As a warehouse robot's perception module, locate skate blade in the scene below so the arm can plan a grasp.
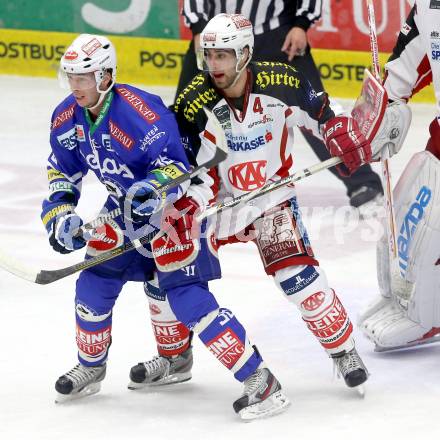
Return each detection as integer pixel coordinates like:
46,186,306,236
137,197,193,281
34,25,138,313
128,372,192,390
355,385,366,398
238,390,291,422
374,334,440,352
55,382,101,404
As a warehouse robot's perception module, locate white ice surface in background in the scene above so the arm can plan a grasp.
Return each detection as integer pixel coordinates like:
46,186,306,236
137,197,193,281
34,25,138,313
0,76,439,439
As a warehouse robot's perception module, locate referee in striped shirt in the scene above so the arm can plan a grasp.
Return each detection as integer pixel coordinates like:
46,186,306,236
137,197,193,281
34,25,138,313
176,0,383,209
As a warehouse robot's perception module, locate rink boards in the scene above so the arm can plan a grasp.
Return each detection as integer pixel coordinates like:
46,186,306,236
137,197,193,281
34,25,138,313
0,28,434,103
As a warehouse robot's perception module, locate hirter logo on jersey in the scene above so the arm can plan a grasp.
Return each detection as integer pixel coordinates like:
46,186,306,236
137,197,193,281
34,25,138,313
228,160,267,191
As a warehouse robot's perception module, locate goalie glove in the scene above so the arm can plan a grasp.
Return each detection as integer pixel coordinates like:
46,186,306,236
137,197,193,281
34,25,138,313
371,101,412,160
323,116,372,176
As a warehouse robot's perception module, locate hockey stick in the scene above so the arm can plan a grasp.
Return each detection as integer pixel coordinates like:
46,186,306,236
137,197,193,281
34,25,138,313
0,156,341,285
78,129,228,236
366,0,398,259
199,157,341,220
0,108,228,284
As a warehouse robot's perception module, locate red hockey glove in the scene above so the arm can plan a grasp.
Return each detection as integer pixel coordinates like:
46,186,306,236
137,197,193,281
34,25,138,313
323,116,372,176
152,197,201,272
161,196,200,242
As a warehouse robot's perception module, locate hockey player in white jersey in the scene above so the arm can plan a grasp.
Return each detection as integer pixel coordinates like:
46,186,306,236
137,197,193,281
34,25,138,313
358,0,440,351
128,13,371,400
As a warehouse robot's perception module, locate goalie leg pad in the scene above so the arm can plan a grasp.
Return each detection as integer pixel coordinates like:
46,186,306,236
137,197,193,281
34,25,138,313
393,151,440,327
274,265,354,355
144,274,191,357
359,151,440,346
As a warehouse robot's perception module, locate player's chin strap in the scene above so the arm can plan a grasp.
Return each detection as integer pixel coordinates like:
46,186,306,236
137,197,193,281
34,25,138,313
228,52,252,89
86,80,115,111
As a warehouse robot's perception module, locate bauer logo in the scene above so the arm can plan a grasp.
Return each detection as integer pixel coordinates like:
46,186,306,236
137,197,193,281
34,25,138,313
280,266,319,296
398,186,432,277
57,127,78,150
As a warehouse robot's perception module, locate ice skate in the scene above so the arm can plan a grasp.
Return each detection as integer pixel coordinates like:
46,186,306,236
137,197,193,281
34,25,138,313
332,347,368,396
128,347,193,389
55,363,106,403
233,367,290,421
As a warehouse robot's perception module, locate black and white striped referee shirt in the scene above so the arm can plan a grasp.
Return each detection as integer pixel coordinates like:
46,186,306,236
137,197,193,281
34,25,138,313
182,0,322,36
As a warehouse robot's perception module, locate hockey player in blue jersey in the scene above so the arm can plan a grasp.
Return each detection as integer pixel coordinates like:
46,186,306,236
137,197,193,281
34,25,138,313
43,33,289,420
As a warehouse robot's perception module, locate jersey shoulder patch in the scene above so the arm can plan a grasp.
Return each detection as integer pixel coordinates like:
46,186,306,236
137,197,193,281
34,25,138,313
50,95,78,131
114,84,161,124
251,62,303,106
173,73,221,124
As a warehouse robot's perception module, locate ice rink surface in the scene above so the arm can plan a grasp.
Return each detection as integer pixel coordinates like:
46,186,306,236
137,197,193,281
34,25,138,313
0,75,439,439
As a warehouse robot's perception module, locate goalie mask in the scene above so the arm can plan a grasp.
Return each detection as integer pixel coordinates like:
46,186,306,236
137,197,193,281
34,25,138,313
59,34,117,109
198,14,254,86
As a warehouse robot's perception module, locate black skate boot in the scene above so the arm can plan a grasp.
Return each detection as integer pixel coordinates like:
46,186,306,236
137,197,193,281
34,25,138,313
332,347,369,390
128,347,193,389
55,363,106,403
233,367,290,421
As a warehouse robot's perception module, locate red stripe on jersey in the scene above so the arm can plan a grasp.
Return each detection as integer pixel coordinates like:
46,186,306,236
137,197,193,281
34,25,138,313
411,55,433,97
285,107,293,118
203,129,216,145
276,123,293,178
207,167,220,204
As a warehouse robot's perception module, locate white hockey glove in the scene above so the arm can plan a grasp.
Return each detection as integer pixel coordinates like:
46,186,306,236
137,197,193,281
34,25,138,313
371,101,412,160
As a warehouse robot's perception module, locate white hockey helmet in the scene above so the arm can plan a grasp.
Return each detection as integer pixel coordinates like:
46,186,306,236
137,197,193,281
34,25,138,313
198,13,254,72
60,34,116,93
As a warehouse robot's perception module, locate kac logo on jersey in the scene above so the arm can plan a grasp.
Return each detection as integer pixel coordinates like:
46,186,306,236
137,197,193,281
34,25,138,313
57,127,78,150
398,186,432,277
228,160,267,191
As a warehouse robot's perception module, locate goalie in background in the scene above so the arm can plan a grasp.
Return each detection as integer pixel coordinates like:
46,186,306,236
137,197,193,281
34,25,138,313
358,1,440,352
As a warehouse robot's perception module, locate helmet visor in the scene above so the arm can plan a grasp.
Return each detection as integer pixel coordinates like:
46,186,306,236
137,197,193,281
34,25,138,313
196,48,238,72
58,70,98,91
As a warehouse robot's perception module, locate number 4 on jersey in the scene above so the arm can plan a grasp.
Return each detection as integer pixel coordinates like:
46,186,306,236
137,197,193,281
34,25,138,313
253,97,263,114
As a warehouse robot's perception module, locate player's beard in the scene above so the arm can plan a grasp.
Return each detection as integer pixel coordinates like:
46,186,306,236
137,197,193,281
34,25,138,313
210,70,238,90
